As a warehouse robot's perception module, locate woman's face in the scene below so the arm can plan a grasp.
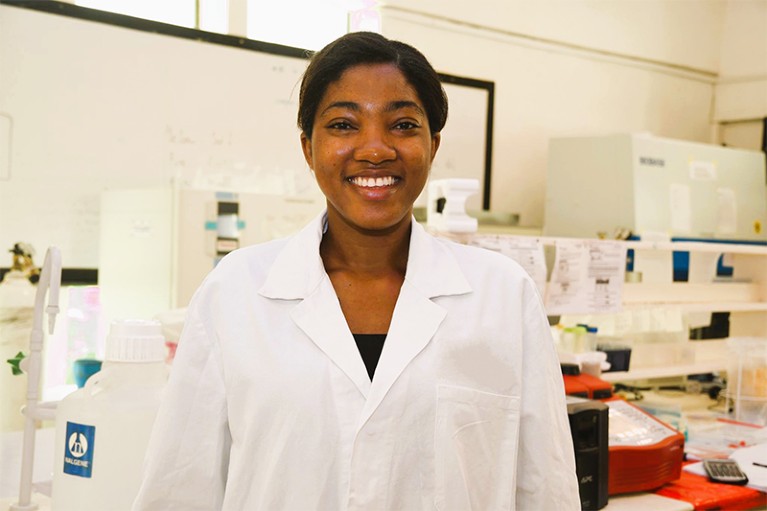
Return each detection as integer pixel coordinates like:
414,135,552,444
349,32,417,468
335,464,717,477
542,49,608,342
301,63,440,233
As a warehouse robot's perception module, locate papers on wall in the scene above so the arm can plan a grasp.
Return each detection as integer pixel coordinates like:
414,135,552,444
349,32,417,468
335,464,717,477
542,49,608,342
464,234,630,315
545,239,627,315
469,235,547,297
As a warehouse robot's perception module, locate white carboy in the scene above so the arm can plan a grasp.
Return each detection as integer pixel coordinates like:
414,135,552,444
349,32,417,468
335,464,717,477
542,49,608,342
52,319,168,511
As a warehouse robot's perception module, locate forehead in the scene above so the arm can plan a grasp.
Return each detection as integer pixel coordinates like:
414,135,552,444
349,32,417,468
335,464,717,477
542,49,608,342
319,63,422,108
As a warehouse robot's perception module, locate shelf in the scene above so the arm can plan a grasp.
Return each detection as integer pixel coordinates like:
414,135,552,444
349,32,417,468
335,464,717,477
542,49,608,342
621,302,767,313
622,282,764,305
624,240,767,255
601,360,727,383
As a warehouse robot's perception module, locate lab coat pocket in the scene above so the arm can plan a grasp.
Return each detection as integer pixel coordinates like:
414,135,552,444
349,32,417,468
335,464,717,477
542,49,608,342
435,385,521,511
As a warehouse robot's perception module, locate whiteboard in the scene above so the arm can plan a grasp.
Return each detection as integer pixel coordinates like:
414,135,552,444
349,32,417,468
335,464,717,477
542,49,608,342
0,1,493,270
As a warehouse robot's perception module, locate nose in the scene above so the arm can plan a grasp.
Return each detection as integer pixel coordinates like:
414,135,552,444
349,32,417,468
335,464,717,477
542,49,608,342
354,126,396,164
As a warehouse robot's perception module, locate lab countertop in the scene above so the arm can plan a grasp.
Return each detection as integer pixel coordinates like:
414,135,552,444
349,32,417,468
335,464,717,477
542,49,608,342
606,492,693,510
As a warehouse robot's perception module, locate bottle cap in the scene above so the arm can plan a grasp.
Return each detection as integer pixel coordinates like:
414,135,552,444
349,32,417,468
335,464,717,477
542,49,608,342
105,319,165,362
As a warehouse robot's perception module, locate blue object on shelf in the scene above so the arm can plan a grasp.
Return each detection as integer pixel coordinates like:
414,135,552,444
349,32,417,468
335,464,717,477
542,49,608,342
72,358,102,388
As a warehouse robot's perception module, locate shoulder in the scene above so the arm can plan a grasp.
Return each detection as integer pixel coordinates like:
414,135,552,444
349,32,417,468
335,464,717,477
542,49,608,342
190,236,292,302
426,232,544,308
437,235,531,281
210,237,290,281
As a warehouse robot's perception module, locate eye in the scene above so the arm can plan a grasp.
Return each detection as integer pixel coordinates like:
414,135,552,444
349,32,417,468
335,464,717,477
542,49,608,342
327,120,355,130
393,120,420,131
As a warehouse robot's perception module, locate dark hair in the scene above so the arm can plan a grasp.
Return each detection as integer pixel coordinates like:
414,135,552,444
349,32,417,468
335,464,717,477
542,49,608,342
298,32,448,138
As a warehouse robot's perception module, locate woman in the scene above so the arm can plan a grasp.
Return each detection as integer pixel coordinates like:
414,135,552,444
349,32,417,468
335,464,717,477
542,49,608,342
133,32,578,510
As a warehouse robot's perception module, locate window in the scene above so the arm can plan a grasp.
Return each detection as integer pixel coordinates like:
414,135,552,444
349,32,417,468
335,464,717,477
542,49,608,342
76,0,197,27
75,0,381,50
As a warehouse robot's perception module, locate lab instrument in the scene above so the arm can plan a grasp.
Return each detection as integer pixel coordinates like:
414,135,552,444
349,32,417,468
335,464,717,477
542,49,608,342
98,186,324,325
426,178,479,233
545,133,767,242
606,398,685,495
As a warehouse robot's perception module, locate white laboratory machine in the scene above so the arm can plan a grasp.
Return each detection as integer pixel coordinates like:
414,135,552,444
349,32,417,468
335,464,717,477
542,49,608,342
544,133,767,242
426,178,480,233
98,187,325,326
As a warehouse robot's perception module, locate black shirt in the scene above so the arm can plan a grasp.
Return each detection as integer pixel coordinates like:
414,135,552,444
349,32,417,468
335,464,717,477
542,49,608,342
352,333,386,380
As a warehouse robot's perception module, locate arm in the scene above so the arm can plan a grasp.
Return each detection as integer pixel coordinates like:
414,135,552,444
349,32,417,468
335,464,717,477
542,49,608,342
132,297,231,511
515,280,580,511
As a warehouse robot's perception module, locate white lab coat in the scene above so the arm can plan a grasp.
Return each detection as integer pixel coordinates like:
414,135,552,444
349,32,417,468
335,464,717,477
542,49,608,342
132,213,579,511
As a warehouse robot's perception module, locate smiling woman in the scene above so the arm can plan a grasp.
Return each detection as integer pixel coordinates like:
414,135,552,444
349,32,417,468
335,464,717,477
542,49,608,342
132,31,579,511
303,63,439,233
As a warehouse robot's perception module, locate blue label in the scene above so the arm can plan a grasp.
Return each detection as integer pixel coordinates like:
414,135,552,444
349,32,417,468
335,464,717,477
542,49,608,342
63,421,96,478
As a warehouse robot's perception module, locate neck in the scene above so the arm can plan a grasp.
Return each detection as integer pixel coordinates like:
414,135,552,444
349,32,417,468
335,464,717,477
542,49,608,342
320,210,411,278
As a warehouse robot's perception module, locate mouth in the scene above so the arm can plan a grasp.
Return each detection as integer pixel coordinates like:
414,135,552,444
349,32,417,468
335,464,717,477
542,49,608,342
347,175,400,188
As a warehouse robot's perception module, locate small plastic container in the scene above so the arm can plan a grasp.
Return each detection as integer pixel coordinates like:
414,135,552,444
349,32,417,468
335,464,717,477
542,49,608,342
725,337,767,426
575,351,610,377
559,325,587,353
52,319,168,511
576,324,598,352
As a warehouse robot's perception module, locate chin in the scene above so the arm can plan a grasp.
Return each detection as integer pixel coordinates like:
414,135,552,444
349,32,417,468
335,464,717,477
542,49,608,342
351,210,412,233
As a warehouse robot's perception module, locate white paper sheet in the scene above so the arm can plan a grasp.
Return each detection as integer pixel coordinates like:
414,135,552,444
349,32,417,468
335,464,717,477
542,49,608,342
730,442,767,491
545,239,627,315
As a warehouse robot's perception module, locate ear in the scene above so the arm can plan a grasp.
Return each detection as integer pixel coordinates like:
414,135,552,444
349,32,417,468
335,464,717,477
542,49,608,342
430,132,441,162
300,132,313,169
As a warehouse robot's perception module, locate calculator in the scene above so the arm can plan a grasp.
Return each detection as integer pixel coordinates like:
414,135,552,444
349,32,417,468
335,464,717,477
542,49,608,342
702,459,749,485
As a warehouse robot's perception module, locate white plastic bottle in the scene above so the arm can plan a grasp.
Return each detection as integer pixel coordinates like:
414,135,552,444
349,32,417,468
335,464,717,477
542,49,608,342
52,319,168,511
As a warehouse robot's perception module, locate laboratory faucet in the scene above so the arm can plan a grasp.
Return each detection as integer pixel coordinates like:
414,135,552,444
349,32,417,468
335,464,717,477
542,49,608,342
10,246,61,511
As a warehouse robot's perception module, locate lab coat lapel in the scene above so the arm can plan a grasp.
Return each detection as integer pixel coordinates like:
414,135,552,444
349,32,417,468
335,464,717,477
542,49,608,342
356,281,445,428
290,279,372,398
356,221,472,430
259,212,371,398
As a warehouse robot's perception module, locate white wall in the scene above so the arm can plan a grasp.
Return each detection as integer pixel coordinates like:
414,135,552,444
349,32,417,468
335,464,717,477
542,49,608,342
382,0,726,73
715,0,767,150
380,3,720,226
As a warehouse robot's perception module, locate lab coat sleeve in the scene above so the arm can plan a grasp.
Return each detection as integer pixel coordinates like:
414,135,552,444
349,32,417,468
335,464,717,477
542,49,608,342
132,296,231,511
514,280,580,511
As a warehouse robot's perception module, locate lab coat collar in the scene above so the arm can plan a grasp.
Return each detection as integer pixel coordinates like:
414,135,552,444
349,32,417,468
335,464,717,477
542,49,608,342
259,211,472,406
258,211,472,300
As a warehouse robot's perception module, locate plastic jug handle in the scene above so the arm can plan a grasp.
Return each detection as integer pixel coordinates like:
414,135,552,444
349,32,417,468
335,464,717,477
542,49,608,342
84,366,111,395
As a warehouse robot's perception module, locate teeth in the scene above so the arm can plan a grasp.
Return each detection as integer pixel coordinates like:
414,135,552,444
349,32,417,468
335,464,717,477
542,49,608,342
350,176,396,188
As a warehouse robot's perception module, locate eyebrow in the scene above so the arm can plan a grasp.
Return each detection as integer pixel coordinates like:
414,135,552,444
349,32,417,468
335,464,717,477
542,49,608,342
320,100,425,117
